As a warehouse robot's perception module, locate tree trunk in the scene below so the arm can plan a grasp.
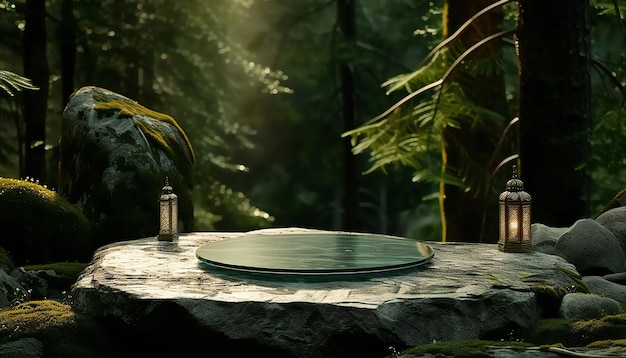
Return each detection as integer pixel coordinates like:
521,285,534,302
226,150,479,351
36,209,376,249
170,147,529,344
338,0,360,231
517,0,591,227
441,0,509,242
119,0,139,99
60,0,76,107
22,0,49,183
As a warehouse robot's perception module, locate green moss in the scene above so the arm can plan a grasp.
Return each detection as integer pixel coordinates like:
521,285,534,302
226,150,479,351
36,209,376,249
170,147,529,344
556,264,589,293
531,285,571,317
0,300,75,341
523,312,626,347
523,318,576,345
588,339,626,348
397,340,533,358
92,95,195,179
0,300,114,356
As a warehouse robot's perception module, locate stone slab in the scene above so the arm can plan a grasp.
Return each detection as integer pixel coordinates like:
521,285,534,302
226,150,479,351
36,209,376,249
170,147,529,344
71,228,581,357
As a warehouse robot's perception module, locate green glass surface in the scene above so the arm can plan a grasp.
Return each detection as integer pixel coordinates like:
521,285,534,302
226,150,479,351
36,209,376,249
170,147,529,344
196,233,434,275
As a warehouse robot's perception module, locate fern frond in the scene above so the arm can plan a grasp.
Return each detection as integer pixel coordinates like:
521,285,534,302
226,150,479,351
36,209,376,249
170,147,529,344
0,71,39,97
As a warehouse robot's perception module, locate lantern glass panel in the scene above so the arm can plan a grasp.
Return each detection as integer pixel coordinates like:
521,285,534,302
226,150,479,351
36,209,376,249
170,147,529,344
171,196,178,235
507,203,521,242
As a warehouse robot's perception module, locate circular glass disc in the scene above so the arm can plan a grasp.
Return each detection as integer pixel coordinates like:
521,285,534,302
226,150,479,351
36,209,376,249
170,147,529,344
196,232,434,275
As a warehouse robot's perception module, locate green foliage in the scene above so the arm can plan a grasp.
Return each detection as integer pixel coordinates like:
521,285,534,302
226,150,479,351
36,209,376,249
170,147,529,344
344,2,513,191
226,0,445,234
0,70,37,97
0,0,294,231
61,0,293,230
194,178,274,231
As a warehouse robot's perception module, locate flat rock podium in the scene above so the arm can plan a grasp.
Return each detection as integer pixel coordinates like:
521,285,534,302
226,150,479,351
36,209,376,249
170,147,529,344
71,228,581,357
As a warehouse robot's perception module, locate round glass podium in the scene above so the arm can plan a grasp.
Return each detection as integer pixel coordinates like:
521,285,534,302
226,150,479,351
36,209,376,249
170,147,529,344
196,232,434,275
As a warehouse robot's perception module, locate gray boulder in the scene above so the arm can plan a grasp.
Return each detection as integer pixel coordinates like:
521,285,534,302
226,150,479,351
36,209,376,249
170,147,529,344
559,293,622,320
554,219,626,275
0,269,28,308
58,86,195,247
531,223,569,255
595,206,626,255
603,272,626,285
583,276,626,303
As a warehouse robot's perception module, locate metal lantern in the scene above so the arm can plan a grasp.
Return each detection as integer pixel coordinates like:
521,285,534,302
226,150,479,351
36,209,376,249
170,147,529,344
498,165,532,252
158,177,178,241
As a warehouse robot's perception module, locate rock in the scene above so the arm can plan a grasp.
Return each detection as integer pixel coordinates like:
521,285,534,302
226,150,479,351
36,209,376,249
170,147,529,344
0,269,27,308
71,228,584,357
559,293,622,320
603,272,626,285
58,86,195,247
531,223,569,255
0,178,93,265
10,268,68,302
595,206,626,255
554,218,626,275
0,337,43,358
583,276,626,303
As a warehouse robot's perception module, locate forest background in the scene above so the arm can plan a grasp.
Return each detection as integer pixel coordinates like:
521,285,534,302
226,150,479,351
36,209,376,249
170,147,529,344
0,0,625,244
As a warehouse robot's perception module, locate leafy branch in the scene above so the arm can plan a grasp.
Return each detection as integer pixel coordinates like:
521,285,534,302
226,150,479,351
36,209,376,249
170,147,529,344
0,71,38,97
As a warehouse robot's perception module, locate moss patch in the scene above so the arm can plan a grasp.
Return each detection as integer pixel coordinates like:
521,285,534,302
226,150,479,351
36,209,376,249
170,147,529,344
0,300,74,341
93,95,195,179
523,312,626,347
396,340,533,358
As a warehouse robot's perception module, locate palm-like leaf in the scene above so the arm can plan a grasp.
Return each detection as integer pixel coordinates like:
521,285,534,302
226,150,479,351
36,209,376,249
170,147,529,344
0,71,38,97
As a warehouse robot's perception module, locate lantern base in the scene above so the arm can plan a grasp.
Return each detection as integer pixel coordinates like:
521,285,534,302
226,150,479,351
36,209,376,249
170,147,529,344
498,241,531,253
158,233,178,242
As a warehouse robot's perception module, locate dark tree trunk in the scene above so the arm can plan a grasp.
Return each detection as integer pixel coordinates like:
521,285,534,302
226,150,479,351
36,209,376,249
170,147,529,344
119,0,139,99
441,0,509,242
60,0,76,107
517,0,591,227
22,0,49,183
338,0,360,231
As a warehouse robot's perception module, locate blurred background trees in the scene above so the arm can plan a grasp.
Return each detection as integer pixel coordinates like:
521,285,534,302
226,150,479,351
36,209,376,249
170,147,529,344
0,0,625,241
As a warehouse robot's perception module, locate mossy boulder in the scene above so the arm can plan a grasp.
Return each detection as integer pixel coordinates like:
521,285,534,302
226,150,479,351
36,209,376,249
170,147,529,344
58,86,195,247
0,178,93,265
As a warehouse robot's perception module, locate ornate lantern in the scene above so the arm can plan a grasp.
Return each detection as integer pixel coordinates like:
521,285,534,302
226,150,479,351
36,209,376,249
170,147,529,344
498,165,532,252
158,177,178,241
